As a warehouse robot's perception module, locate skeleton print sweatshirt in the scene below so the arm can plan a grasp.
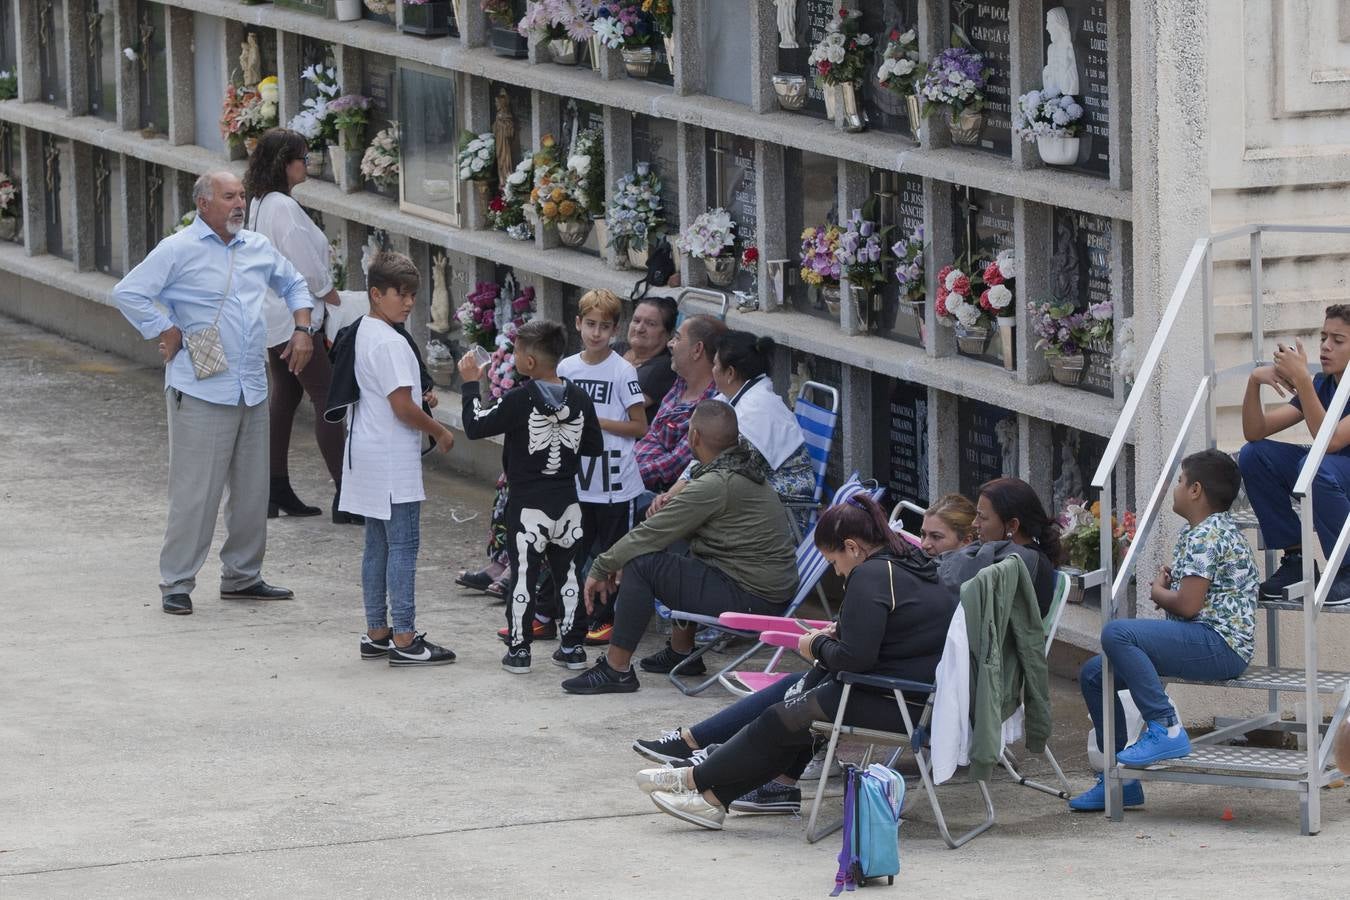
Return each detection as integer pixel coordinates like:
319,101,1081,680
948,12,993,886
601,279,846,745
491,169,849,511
461,378,603,506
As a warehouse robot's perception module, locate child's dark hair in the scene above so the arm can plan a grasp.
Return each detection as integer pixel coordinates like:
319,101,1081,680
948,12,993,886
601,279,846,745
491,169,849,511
814,494,915,561
1326,304,1350,328
1180,449,1242,511
515,319,567,366
978,477,1066,565
715,330,776,382
367,251,420,296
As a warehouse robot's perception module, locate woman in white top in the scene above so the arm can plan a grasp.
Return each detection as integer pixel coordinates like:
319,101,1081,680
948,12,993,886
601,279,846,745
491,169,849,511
243,129,354,524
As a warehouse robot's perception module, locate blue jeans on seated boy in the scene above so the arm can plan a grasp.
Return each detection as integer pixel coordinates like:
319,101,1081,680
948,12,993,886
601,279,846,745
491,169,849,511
1237,439,1350,596
1080,618,1248,766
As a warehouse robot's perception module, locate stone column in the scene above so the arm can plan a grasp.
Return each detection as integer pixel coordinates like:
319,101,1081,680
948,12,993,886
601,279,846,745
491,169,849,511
839,364,874,482
13,0,42,104
1014,198,1051,383
1107,0,1132,190
747,0,778,114
1020,416,1054,499
917,0,949,150
601,106,633,268
927,388,960,498
754,140,787,310
670,0,703,98
462,73,492,230
113,0,140,131
119,155,148,274
534,276,566,322
1007,0,1042,169
675,122,705,288
532,90,561,251
1110,219,1134,401
459,0,488,49
925,178,957,358
165,6,194,145
69,141,95,271
18,127,45,255
275,29,303,130
837,159,870,335
63,0,90,115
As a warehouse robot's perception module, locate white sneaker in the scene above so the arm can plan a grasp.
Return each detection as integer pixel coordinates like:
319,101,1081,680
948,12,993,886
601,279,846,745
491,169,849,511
650,789,726,830
800,749,844,781
636,767,691,794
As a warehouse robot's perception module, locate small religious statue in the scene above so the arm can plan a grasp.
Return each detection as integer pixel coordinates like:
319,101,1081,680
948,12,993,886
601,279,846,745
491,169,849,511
1043,7,1079,95
429,252,451,333
995,416,1019,480
775,0,799,49
1051,432,1084,516
240,33,262,88
1053,214,1079,302
492,89,517,189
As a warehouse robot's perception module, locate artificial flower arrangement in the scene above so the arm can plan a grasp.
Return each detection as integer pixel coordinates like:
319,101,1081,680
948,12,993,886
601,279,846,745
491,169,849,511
876,27,922,97
919,46,988,117
1013,89,1085,141
837,205,892,328
807,7,874,87
288,62,342,153
489,156,536,240
1031,297,1113,359
890,224,926,305
0,70,17,101
799,223,843,287
328,93,372,150
741,245,759,269
486,285,537,400
516,0,597,45
567,126,606,217
641,0,672,37
219,76,279,147
592,1,656,50
482,0,515,27
605,161,664,253
1059,499,1136,572
935,249,1016,331
361,123,401,189
674,208,736,260
530,159,588,226
457,281,503,349
457,131,497,182
0,172,18,220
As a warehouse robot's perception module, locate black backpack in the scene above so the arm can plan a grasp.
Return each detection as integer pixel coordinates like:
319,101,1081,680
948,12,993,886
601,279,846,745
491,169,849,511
630,236,676,301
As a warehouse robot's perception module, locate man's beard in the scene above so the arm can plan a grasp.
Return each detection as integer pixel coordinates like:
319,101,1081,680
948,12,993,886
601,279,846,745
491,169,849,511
225,216,244,235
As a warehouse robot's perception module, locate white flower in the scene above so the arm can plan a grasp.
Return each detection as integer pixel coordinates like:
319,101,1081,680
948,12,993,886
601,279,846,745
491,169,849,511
987,284,1013,310
899,28,916,44
857,34,872,46
995,249,1017,278
894,58,915,76
567,154,591,176
955,304,981,327
944,269,963,291
123,47,138,61
477,147,491,160
259,81,279,104
508,170,527,186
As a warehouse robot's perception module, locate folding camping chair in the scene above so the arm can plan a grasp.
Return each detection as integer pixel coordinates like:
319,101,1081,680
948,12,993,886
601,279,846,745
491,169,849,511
888,498,926,549
666,474,883,696
781,382,840,541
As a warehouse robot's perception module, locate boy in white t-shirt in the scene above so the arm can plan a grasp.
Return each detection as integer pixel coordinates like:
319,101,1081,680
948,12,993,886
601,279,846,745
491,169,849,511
337,252,457,667
557,290,650,644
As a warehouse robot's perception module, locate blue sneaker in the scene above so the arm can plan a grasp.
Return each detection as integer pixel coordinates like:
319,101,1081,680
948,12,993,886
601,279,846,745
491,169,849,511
1067,773,1145,812
1118,721,1192,767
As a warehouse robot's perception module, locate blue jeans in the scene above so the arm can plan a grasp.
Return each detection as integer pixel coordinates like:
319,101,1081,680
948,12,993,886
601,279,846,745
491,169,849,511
1238,439,1350,562
362,501,421,634
1080,618,1248,752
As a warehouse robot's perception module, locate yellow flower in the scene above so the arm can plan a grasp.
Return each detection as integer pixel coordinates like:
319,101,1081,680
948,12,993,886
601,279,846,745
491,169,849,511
800,268,822,285
541,201,558,218
530,187,539,202
550,187,565,203
558,200,577,218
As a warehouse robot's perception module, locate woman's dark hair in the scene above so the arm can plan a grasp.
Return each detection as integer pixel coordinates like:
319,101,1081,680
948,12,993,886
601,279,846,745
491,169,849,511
815,493,914,560
978,477,1066,565
636,296,678,337
243,128,308,200
714,330,775,383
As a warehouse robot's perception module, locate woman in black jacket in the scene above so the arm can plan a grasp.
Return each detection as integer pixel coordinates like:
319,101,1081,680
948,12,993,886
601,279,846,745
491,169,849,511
636,494,959,830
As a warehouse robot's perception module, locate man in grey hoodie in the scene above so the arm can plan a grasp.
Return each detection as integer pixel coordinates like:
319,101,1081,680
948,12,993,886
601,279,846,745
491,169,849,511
562,400,799,694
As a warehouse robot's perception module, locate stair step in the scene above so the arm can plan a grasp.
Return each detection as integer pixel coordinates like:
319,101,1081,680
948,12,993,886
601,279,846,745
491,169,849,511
1124,745,1321,779
1257,597,1350,614
1169,665,1350,694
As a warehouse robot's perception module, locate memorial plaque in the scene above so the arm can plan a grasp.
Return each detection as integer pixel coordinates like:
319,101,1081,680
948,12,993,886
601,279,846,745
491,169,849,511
957,397,1017,497
87,0,118,121
877,374,930,506
706,132,757,293
92,149,124,276
39,0,68,107
1050,424,1108,515
952,0,1012,155
1046,0,1110,177
1052,207,1114,396
776,0,837,120
955,187,1014,260
363,53,398,196
560,99,605,156
785,149,840,318
136,1,169,135
702,3,752,104
873,171,924,344
631,113,680,231
42,135,65,260
398,61,459,225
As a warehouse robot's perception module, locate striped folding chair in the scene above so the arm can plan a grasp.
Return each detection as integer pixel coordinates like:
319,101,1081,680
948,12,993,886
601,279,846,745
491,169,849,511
782,382,841,539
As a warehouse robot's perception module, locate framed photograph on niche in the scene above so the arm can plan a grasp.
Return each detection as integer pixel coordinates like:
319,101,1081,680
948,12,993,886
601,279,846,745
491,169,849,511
397,61,460,226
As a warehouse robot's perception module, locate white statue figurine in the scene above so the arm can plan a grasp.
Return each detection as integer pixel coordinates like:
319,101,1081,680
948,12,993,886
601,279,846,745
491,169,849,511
240,33,261,88
776,0,799,50
429,252,451,333
1043,7,1079,95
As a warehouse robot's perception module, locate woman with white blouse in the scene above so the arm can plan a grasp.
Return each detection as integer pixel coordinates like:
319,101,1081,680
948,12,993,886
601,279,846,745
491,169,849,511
244,129,358,524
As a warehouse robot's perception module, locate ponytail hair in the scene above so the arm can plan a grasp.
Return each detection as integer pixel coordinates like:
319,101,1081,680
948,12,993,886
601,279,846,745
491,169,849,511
814,493,914,560
713,329,775,382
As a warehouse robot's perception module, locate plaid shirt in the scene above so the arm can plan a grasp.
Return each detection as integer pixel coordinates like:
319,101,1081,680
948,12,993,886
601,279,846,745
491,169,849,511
635,377,717,491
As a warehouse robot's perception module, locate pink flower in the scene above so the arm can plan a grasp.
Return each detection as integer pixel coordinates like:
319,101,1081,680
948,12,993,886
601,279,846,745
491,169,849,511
950,274,970,296
982,262,1004,286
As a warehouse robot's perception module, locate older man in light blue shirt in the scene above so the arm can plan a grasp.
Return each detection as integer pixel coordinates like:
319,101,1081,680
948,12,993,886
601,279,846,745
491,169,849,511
113,170,315,616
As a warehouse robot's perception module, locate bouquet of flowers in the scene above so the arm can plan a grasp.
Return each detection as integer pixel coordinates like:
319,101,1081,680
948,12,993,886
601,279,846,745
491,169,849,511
0,70,17,101
220,78,277,145
876,28,922,97
836,208,888,288
1060,499,1136,571
891,224,925,304
568,126,605,216
328,93,372,150
919,47,988,116
457,281,502,349
980,251,1016,320
482,0,515,27
361,123,400,189
606,161,663,252
799,224,843,286
936,249,1015,330
486,285,538,399
1032,297,1113,359
288,62,342,152
0,173,18,220
1014,89,1085,141
807,8,874,87
517,0,597,43
458,131,497,182
675,208,736,260
592,1,656,50
531,162,588,226
642,0,673,36
489,156,536,239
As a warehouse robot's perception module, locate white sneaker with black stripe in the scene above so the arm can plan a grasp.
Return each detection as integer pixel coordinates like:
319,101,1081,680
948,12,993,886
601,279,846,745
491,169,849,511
388,634,457,667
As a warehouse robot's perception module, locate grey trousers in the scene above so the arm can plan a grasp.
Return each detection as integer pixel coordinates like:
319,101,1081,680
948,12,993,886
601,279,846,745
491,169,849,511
160,389,269,597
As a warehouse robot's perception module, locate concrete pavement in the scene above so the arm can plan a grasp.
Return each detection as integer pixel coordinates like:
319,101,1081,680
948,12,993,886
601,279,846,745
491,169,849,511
1,313,1346,899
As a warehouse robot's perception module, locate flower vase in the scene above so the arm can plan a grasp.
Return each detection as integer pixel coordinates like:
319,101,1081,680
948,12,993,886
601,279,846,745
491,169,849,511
336,0,362,21
1049,353,1087,386
226,139,247,162
399,0,452,36
621,46,655,77
1037,135,1080,166
822,83,838,119
849,283,877,332
821,283,842,317
998,318,1015,370
305,151,327,179
904,298,927,344
592,216,608,252
548,39,580,65
904,94,922,141
662,34,674,66
589,35,603,72
523,204,539,229
947,107,984,146
955,323,992,355
771,74,808,110
0,217,17,242
491,25,530,58
555,218,592,247
703,253,738,287
627,244,650,270
472,179,492,222
329,145,363,194
838,82,865,132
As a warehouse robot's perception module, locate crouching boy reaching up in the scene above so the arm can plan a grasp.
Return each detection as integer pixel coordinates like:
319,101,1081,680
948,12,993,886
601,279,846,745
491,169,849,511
1069,449,1259,812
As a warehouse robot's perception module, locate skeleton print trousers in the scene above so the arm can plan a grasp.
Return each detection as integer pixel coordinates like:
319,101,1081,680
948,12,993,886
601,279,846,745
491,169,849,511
503,498,588,650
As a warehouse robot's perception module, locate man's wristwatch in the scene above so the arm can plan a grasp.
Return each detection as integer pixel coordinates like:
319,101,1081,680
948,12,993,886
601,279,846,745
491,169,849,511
295,323,321,337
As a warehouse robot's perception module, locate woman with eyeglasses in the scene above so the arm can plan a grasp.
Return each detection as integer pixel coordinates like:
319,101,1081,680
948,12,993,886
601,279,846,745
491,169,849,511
243,128,358,525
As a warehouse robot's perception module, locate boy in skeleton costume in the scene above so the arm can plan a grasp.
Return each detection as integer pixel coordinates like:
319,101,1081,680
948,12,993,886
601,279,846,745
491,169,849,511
459,320,603,675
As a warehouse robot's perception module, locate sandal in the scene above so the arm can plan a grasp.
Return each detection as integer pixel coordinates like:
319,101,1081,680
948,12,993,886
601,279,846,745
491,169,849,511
484,578,508,601
455,570,495,592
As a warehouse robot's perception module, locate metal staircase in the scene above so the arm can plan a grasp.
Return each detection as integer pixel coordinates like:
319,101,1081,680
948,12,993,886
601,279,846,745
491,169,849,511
1081,224,1350,835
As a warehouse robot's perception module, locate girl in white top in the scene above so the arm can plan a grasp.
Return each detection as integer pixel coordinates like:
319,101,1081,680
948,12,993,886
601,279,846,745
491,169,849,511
243,129,351,524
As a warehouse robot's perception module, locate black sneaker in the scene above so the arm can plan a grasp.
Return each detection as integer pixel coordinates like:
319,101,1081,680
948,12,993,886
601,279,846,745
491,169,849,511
1261,552,1317,600
360,633,394,660
633,730,696,765
551,645,587,670
502,646,532,674
668,743,721,769
561,655,640,694
388,634,457,667
639,641,707,675
729,780,802,815
1325,569,1350,607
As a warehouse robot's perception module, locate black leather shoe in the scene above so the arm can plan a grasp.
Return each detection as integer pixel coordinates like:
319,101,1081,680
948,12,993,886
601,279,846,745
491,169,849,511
269,477,322,518
221,580,294,601
162,593,193,615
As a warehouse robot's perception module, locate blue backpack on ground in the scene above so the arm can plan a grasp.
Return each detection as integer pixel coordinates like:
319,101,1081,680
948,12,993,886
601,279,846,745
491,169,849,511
831,763,904,895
